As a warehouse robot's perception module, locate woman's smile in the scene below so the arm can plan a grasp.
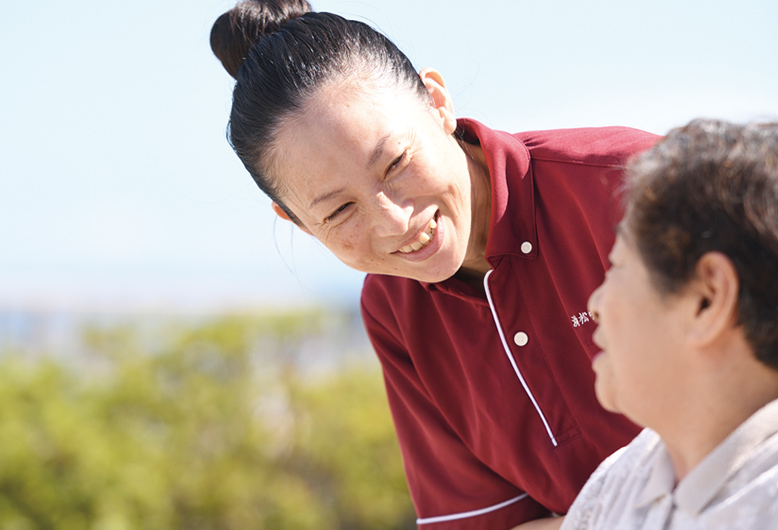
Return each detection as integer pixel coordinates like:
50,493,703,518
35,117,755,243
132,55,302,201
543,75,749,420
396,213,438,255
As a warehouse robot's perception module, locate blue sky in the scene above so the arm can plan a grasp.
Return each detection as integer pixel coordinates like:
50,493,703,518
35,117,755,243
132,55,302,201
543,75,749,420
1,0,776,312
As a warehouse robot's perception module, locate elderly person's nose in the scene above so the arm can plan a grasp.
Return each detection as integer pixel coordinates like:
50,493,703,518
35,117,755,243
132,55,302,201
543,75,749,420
371,192,411,236
588,283,603,324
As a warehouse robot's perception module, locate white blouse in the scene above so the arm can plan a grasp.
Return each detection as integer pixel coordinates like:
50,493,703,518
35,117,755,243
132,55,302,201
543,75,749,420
562,399,778,529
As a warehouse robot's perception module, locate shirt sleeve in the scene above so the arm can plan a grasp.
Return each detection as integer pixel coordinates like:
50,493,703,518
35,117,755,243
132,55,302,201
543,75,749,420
560,429,659,530
560,445,628,530
360,281,552,529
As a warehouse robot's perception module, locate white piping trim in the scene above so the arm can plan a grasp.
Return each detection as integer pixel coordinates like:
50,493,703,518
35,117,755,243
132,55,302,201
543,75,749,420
416,493,529,525
483,269,558,447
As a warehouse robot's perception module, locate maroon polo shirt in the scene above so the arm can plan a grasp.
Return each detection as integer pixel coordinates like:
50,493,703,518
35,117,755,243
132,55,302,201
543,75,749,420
360,119,659,529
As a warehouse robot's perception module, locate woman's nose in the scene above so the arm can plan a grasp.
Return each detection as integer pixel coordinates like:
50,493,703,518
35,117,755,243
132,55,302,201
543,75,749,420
371,192,411,237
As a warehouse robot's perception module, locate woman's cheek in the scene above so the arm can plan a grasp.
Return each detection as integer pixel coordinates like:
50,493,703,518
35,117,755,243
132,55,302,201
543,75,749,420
321,223,355,253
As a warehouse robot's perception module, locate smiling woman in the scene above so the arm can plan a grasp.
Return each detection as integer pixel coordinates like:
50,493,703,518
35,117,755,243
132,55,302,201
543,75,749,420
269,76,488,282
209,1,658,528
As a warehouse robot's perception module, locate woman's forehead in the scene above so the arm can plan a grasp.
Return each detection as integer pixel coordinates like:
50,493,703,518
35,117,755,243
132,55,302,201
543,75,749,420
275,82,423,167
302,78,422,128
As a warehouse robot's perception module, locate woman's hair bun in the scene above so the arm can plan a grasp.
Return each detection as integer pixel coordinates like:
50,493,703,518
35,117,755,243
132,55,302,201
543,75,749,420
210,0,312,79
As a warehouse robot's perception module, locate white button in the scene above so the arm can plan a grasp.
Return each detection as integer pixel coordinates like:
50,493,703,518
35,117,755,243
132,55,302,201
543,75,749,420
521,241,533,254
513,331,529,347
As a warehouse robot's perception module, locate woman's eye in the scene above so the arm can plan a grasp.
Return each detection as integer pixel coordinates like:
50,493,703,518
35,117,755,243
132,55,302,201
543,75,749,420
388,150,407,172
326,202,352,222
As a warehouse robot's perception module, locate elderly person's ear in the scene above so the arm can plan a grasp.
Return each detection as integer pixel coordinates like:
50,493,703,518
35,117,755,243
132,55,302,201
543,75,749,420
687,252,740,346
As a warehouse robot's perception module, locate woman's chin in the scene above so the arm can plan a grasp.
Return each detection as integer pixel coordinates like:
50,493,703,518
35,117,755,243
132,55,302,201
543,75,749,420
409,253,466,283
410,267,459,284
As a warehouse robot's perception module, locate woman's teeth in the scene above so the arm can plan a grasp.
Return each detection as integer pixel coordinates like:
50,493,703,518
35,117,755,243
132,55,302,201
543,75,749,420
399,218,437,254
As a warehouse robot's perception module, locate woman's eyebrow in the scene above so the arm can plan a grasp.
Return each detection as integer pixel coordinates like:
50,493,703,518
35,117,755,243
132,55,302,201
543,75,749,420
309,188,344,210
368,134,392,168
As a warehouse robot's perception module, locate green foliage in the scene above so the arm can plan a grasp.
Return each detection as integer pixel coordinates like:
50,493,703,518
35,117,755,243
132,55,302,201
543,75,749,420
0,311,414,529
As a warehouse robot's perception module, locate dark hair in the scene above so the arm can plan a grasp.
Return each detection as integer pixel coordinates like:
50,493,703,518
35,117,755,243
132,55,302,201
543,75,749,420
625,118,778,369
210,0,311,80
210,0,427,223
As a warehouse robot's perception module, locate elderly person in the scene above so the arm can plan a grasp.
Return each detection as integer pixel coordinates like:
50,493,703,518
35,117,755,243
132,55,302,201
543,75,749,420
560,119,778,529
210,1,659,526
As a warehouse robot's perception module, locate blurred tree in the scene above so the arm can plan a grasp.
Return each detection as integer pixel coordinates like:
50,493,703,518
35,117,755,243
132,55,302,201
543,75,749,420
0,310,415,529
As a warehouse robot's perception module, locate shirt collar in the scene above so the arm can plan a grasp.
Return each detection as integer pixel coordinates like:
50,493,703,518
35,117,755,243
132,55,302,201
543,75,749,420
455,118,535,266
635,398,778,515
634,436,676,509
676,397,778,515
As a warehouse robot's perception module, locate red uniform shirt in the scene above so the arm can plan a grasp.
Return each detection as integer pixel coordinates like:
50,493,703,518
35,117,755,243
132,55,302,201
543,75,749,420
360,119,659,528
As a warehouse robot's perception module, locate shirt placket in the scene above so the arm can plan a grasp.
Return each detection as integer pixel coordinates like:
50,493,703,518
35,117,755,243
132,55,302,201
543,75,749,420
483,268,559,447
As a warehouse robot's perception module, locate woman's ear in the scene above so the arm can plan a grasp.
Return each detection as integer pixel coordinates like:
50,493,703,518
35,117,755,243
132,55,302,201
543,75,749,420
271,201,311,235
418,68,457,135
687,252,740,346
